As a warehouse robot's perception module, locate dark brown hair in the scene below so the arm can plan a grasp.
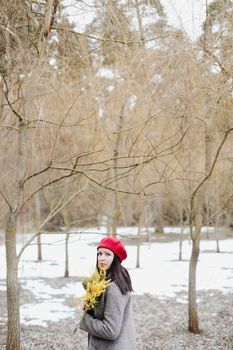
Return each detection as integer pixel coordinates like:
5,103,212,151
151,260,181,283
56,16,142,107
97,254,133,295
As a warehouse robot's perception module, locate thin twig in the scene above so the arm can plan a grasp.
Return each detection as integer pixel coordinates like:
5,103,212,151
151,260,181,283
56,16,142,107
17,182,88,261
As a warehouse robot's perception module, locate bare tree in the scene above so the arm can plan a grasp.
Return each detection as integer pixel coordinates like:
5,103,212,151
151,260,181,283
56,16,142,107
188,128,233,333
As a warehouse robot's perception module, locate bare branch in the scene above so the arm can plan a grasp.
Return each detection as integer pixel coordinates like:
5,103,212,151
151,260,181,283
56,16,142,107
0,72,23,121
0,123,19,131
189,128,233,226
0,188,12,210
17,182,88,261
21,165,51,186
18,171,81,212
0,24,18,38
52,25,165,45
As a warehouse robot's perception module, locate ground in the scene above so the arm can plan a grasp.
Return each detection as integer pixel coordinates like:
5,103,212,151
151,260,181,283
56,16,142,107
0,278,233,350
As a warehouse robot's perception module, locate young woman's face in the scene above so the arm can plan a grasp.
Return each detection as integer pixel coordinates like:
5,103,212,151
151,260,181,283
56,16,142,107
97,248,114,270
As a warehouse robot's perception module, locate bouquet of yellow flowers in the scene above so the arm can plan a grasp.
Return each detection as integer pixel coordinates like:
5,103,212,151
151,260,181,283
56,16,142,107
73,269,111,334
82,268,111,312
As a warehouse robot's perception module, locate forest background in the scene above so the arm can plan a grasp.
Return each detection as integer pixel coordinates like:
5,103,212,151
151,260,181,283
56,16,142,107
1,0,233,350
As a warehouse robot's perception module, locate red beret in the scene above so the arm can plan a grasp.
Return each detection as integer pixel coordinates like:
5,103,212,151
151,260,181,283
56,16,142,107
97,237,127,262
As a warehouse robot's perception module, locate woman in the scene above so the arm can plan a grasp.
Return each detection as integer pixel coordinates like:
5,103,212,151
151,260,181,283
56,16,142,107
79,236,136,350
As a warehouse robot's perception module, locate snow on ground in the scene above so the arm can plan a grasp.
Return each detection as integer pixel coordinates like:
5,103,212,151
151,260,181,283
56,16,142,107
0,227,232,327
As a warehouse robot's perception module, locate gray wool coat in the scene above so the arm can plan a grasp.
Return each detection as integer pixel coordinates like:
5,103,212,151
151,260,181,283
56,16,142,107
79,282,136,350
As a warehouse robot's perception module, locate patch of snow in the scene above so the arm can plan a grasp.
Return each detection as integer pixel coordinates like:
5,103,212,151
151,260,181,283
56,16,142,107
1,228,233,326
21,302,75,327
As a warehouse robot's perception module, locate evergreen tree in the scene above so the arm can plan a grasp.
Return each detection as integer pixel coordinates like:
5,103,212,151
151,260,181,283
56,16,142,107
201,0,233,75
86,0,135,65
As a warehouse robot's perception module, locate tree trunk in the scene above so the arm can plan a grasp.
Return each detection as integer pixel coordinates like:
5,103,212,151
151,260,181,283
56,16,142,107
134,0,145,43
154,223,164,234
64,232,70,278
205,118,213,240
179,238,183,261
188,238,200,333
5,97,27,350
5,114,26,349
136,225,141,268
216,239,220,253
112,205,120,237
37,234,42,261
179,209,184,261
0,78,3,118
154,199,164,234
5,211,20,350
215,207,221,253
3,3,60,349
63,209,70,278
112,107,124,236
35,194,42,261
188,213,202,334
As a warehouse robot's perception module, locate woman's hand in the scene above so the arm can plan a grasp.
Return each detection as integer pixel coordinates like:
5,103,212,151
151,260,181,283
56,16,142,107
78,299,85,313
